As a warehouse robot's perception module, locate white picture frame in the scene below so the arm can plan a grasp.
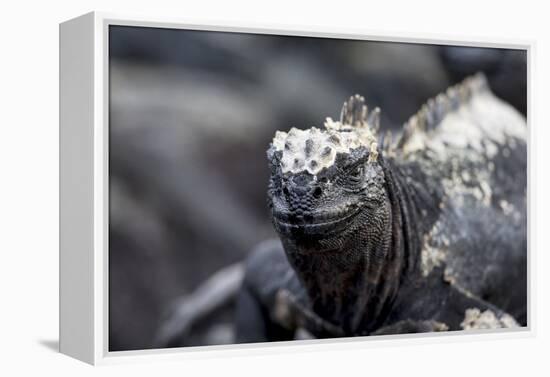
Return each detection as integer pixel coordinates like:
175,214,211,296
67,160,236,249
59,11,534,365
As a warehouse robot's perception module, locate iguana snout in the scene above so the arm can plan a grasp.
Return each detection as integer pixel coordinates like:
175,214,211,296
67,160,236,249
271,170,362,238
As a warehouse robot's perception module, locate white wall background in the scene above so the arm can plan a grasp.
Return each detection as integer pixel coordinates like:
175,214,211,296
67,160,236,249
1,0,548,375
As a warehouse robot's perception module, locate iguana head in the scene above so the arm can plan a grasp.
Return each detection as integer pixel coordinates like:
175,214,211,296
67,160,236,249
267,95,389,253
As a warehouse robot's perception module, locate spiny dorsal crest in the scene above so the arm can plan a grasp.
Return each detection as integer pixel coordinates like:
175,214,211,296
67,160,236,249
340,94,381,131
272,94,381,175
394,73,489,153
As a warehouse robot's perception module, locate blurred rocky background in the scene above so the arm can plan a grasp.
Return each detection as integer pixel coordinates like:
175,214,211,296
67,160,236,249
108,25,526,351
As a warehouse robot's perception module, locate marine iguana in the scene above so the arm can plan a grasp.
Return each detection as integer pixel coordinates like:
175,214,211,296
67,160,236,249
155,73,527,347
235,73,527,342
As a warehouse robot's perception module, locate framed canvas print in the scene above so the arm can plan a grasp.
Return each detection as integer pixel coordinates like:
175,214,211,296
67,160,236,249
59,12,532,365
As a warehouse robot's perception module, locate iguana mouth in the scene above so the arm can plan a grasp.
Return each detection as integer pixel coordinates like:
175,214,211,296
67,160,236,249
272,207,360,238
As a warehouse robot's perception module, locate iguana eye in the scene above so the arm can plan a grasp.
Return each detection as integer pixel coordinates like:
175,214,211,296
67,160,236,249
349,165,364,181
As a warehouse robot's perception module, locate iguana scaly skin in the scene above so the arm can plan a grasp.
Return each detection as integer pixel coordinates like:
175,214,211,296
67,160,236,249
235,74,527,342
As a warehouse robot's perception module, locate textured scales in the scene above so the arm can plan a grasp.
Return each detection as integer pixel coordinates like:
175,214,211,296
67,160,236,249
271,94,379,175
236,73,527,342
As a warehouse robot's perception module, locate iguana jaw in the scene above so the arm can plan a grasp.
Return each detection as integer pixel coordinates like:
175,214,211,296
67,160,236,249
272,204,361,240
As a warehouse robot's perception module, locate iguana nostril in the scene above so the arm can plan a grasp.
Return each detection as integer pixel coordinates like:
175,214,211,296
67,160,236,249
313,187,322,198
283,186,290,197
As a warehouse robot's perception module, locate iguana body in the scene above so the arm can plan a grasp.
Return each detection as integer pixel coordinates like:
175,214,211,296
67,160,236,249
235,74,527,342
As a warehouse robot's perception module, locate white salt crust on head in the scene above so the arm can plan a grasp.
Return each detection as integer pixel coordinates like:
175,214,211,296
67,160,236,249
272,118,378,175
